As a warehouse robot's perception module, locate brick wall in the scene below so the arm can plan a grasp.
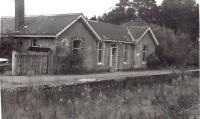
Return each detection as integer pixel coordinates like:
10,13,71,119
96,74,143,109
12,22,157,73
134,32,156,68
57,20,98,72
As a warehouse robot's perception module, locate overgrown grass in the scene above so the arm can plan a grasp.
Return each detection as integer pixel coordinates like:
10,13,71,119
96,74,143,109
2,73,199,119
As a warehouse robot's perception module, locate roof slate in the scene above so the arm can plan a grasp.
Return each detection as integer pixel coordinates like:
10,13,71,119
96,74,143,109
1,14,155,44
128,26,149,40
1,13,82,35
88,21,133,42
1,17,15,35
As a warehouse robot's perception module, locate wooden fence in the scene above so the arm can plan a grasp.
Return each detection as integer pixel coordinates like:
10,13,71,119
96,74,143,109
12,51,64,75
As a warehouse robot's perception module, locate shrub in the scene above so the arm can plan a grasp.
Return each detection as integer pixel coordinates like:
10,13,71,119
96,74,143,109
178,94,193,109
147,53,160,69
151,24,198,68
155,46,177,67
60,54,84,74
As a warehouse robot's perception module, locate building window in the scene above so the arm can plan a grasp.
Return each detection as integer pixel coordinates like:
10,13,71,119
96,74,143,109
124,44,129,63
32,39,38,47
73,40,81,54
142,45,148,62
97,42,104,64
72,37,83,55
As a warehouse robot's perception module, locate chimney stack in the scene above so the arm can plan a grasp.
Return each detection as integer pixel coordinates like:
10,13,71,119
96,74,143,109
15,0,25,31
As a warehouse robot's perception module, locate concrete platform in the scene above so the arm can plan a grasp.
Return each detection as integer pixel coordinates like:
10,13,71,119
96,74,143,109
0,69,199,89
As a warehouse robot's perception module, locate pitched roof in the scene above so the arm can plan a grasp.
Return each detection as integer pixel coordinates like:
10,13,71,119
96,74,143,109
88,20,134,42
128,26,149,40
1,13,82,36
1,13,158,44
123,19,154,42
128,26,159,45
1,17,15,35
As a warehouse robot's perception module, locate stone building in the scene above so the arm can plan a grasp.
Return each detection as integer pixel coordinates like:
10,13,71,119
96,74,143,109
0,0,159,74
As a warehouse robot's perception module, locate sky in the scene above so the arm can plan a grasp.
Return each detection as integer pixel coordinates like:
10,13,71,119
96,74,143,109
0,0,195,18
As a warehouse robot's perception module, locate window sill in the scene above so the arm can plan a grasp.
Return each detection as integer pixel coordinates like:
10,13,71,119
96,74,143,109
31,46,38,47
123,62,129,64
97,62,104,65
142,61,147,64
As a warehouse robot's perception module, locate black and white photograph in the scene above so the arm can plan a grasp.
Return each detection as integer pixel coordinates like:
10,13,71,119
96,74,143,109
0,0,199,118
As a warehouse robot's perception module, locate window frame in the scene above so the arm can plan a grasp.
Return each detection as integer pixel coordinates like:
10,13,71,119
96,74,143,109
71,37,83,55
142,45,148,63
97,42,105,65
123,44,129,64
31,38,38,47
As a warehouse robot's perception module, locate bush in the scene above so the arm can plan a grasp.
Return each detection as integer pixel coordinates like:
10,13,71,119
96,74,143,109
147,53,160,69
151,24,198,68
178,94,193,109
60,54,84,74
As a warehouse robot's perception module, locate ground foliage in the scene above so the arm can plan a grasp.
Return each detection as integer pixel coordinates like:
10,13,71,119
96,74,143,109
2,73,199,119
60,53,84,74
149,24,198,67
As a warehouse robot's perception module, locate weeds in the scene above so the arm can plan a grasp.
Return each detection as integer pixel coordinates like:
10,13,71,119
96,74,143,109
2,73,199,119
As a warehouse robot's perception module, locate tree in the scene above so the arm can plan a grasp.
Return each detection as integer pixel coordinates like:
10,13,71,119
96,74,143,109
117,0,160,24
160,0,199,41
100,7,137,25
90,16,98,21
150,24,197,67
173,32,194,67
150,24,178,66
138,5,160,24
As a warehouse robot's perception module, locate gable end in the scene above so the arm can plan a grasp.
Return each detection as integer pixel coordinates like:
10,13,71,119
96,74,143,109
136,27,159,45
56,15,102,41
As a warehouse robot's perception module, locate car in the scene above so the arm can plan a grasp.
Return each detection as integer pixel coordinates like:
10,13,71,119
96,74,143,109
0,58,9,67
0,58,9,73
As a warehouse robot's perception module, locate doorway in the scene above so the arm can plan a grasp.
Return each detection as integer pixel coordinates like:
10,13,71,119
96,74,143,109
109,44,117,70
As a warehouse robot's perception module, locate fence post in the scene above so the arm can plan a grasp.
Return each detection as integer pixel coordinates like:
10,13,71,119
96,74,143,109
12,50,17,75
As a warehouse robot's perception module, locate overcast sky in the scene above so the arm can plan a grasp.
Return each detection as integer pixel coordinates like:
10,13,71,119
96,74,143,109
0,0,195,18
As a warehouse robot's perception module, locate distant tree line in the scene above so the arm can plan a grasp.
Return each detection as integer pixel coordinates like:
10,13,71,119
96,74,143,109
90,0,199,68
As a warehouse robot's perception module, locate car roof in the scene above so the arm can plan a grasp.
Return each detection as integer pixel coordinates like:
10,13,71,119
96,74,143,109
0,58,8,62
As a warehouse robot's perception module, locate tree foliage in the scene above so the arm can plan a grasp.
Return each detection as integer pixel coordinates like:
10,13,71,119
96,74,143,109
151,24,198,67
160,0,199,41
99,0,199,41
100,7,137,25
